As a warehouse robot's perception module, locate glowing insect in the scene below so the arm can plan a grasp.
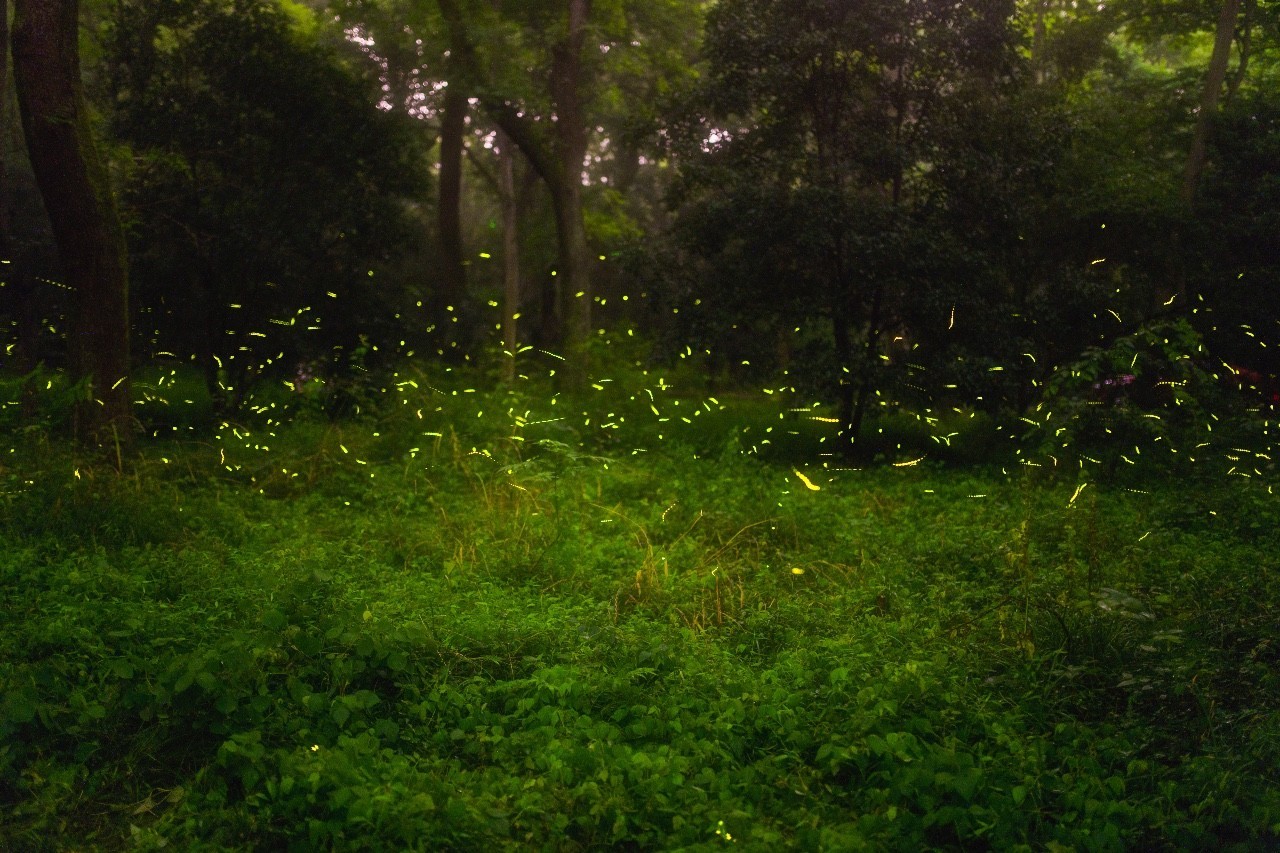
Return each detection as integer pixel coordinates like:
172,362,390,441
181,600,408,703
793,469,821,491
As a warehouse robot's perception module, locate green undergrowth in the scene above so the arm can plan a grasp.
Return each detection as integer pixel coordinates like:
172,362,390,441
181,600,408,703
2,415,1279,850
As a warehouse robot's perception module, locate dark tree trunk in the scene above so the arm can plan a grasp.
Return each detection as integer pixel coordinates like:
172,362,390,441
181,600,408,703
832,299,855,445
497,129,521,386
1182,0,1241,206
0,0,33,417
1,0,9,240
13,0,131,445
1031,0,1048,83
548,0,593,389
537,266,561,347
547,178,592,384
12,269,42,419
437,0,594,386
1225,0,1255,103
193,266,226,416
829,229,860,454
847,281,886,456
436,83,469,356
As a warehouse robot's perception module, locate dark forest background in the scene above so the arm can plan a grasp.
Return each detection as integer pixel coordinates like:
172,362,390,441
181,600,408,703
3,0,1278,462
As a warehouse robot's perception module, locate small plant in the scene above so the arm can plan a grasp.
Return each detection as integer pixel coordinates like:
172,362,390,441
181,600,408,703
1027,319,1226,477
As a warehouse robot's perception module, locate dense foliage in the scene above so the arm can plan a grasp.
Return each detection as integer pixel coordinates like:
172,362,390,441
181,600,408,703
2,381,1279,849
105,0,431,408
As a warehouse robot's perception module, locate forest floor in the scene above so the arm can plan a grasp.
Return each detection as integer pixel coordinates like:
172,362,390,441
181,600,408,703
2,389,1279,850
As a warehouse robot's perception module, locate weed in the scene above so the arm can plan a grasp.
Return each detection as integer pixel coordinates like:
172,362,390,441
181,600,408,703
2,407,1278,849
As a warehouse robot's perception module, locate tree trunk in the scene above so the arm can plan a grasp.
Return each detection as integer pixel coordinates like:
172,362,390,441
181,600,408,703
1182,0,1241,206
12,268,42,419
13,0,131,445
436,82,469,357
1032,0,1048,83
194,265,226,416
1225,0,1255,103
548,179,592,386
847,280,886,457
436,0,594,386
549,0,593,389
1,0,10,241
832,305,856,448
1,0,28,417
829,239,855,447
497,129,521,385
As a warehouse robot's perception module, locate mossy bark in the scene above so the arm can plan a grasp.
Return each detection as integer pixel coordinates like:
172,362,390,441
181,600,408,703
12,0,131,445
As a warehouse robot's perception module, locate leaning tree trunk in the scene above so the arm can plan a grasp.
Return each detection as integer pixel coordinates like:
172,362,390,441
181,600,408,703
12,0,131,445
1224,0,1255,103
1182,0,1241,206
